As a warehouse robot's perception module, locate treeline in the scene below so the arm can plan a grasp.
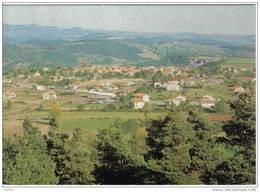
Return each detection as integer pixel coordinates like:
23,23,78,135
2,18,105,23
3,93,255,185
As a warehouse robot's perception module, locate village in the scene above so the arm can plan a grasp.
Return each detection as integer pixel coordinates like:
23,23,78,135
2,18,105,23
3,63,255,113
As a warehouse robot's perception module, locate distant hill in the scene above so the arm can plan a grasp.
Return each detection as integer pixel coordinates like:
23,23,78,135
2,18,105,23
3,24,255,70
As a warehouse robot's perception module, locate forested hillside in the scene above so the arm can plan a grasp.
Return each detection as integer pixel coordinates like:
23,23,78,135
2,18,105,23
3,24,255,70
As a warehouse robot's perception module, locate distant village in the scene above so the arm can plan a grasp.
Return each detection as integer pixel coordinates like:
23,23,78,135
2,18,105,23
3,63,256,111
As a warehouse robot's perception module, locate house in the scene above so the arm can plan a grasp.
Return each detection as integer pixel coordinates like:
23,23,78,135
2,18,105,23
199,95,216,108
17,82,34,89
233,86,246,94
42,91,57,100
132,98,145,109
184,80,197,88
199,99,216,108
34,71,41,77
154,82,162,88
127,80,135,86
3,91,16,99
36,85,46,91
163,81,181,91
242,77,255,83
134,93,150,103
3,79,12,84
169,96,187,106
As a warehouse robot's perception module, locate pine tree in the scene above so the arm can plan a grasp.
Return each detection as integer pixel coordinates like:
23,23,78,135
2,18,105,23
60,128,96,184
94,128,146,184
210,93,256,184
144,111,201,184
3,119,58,184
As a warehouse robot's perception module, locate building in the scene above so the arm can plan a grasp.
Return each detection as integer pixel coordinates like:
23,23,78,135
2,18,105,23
3,79,12,84
199,99,215,108
127,80,135,86
154,82,162,88
87,90,117,104
161,81,181,91
169,96,187,106
199,95,216,108
34,71,41,77
233,86,246,94
17,82,34,89
3,91,16,99
132,98,145,109
36,85,46,91
134,93,150,103
42,91,57,100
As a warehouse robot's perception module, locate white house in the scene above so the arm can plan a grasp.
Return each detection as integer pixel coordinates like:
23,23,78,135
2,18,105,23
42,91,57,100
132,98,145,109
3,92,16,99
134,93,150,103
199,99,216,108
36,85,46,91
34,71,41,77
169,96,187,106
3,79,12,84
154,82,162,88
162,81,181,91
199,95,216,108
127,80,135,86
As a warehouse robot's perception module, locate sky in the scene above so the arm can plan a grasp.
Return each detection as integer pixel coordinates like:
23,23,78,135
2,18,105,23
3,4,256,35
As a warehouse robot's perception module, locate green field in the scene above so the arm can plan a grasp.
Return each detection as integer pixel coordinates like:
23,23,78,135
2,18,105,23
222,57,255,68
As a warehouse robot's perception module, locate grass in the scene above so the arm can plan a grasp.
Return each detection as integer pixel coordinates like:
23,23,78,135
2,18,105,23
222,57,255,69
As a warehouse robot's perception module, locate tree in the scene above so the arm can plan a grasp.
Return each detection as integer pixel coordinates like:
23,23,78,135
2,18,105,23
6,100,13,110
48,104,62,127
186,109,227,185
76,104,86,112
222,93,255,148
45,125,69,183
60,128,96,184
3,119,58,184
144,112,201,184
212,100,230,113
94,128,146,184
209,93,256,184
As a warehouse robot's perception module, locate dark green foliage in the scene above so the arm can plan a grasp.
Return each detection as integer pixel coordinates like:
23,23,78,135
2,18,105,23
223,93,255,147
3,119,58,184
45,126,69,183
145,117,171,160
60,128,96,184
187,110,223,178
144,112,202,184
208,93,256,184
94,128,147,184
212,100,230,113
